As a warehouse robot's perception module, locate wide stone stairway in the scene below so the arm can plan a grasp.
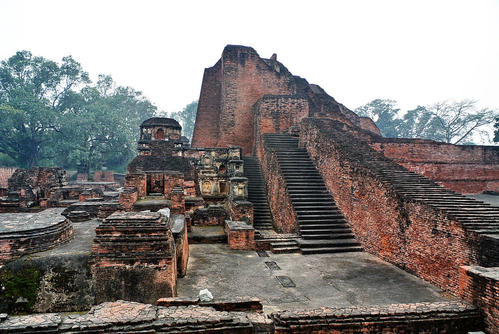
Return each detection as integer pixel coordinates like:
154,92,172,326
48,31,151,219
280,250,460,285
263,133,362,254
243,156,274,230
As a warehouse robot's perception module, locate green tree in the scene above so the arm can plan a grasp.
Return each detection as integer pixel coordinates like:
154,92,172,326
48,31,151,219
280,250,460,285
0,51,89,167
170,100,198,141
57,75,156,173
355,99,403,137
0,51,157,171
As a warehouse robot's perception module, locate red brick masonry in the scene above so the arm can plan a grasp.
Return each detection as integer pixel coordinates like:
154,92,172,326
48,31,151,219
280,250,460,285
371,139,499,194
299,118,493,294
225,220,255,250
459,266,498,334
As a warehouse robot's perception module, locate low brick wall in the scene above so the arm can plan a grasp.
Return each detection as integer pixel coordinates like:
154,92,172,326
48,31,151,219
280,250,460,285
459,266,498,334
272,301,482,334
299,118,484,294
260,145,299,234
0,300,482,333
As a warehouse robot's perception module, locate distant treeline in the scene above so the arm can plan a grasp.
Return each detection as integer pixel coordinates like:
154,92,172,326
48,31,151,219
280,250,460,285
355,99,498,145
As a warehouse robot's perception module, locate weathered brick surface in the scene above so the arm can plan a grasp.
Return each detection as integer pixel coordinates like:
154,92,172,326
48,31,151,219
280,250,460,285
0,301,255,333
272,301,482,334
92,170,114,182
459,266,498,334
0,300,482,333
0,209,74,264
191,205,228,226
119,187,138,210
91,212,177,304
371,140,499,194
225,220,255,250
228,200,254,225
299,118,494,294
260,147,299,234
171,214,189,277
0,167,17,189
192,45,373,155
253,95,309,158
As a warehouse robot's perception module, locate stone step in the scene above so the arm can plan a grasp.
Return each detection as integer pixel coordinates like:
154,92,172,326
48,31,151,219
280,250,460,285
298,219,348,225
300,225,350,232
302,233,355,240
301,246,363,255
299,239,360,248
296,214,345,220
271,246,301,254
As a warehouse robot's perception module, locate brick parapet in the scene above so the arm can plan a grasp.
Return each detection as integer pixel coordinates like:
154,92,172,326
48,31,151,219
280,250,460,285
459,265,498,334
260,145,299,234
272,301,482,334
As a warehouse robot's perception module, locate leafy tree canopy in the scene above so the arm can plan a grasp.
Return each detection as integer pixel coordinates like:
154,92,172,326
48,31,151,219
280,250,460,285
0,51,157,171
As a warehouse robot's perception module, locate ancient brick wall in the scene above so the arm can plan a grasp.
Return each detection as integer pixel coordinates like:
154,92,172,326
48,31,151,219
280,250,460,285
0,167,17,189
125,174,147,197
93,170,114,182
459,266,498,334
91,212,177,304
299,118,484,294
371,140,499,194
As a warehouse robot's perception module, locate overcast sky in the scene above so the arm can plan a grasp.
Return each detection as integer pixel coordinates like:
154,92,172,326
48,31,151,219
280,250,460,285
1,0,499,116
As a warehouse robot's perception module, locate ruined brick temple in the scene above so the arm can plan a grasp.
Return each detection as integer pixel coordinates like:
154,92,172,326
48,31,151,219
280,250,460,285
0,45,498,333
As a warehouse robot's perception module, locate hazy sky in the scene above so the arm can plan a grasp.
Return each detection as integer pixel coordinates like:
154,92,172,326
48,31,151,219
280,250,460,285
1,0,499,115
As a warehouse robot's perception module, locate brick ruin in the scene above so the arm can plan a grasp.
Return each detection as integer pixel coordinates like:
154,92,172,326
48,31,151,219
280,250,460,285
190,45,498,332
0,44,498,333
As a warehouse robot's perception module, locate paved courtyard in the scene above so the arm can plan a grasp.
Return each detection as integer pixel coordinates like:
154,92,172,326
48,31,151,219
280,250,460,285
178,244,450,313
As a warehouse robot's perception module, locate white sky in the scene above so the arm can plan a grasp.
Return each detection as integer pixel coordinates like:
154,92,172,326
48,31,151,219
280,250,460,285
1,0,499,116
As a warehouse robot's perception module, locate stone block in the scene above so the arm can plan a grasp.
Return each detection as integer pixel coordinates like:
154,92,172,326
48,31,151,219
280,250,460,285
225,220,255,250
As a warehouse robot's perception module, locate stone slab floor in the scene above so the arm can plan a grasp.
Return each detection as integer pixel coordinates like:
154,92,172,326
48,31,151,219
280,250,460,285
178,244,450,313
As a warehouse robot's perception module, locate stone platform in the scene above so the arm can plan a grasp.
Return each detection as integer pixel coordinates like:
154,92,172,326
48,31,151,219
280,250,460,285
179,244,452,313
0,208,73,264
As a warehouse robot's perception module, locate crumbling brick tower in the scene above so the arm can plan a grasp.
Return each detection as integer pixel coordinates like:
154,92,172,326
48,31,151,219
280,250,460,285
192,45,379,155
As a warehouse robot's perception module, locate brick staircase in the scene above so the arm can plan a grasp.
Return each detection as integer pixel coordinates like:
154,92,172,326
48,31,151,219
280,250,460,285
370,161,499,240
263,133,362,255
243,156,274,230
